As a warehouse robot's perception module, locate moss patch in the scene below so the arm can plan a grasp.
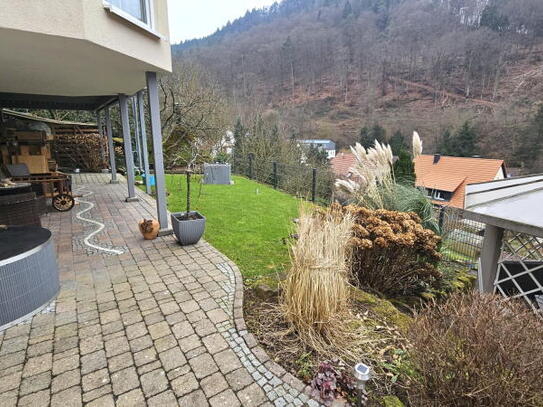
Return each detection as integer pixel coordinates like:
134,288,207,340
351,288,412,334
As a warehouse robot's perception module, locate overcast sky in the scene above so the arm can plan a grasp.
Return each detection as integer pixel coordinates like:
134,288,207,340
167,0,276,44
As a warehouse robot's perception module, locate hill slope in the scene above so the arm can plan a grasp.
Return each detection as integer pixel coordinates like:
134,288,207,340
173,0,543,168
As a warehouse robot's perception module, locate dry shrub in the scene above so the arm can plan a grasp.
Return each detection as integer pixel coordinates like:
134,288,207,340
408,292,543,407
282,204,355,352
345,205,441,297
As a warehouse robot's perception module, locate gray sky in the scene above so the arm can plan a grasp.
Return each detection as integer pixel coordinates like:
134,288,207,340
167,0,276,44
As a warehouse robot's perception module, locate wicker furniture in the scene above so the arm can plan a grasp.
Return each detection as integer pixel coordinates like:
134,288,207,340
0,226,59,331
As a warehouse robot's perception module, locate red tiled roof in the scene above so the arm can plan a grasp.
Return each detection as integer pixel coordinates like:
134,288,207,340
331,153,357,177
414,155,505,208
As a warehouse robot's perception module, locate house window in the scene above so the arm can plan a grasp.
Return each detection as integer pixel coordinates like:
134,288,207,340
426,188,449,201
109,0,152,25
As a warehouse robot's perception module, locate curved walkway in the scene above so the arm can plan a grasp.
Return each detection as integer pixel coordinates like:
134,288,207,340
0,174,320,407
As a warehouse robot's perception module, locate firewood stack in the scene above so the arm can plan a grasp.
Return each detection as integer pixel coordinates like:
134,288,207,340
52,132,108,172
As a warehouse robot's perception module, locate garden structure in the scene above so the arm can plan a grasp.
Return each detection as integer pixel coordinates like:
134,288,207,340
465,174,543,312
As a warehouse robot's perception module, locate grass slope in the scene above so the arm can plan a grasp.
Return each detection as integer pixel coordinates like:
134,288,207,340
163,175,300,279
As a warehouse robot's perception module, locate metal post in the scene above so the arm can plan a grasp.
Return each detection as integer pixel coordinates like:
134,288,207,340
248,154,253,179
311,168,317,203
132,96,143,171
105,108,118,184
96,111,106,170
272,161,278,189
119,94,138,202
137,91,151,195
146,71,171,235
479,225,504,293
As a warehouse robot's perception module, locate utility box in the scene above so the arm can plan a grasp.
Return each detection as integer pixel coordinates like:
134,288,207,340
203,163,232,185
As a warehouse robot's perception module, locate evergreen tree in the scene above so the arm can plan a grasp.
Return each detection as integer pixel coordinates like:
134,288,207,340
359,124,386,149
454,121,478,157
438,129,454,155
480,3,509,33
389,130,407,155
516,105,543,170
394,149,416,186
306,144,329,165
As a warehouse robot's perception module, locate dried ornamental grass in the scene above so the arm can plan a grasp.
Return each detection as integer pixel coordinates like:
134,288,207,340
408,292,543,407
282,204,354,346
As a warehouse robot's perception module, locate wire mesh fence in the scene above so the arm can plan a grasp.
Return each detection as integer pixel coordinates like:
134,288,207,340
437,206,485,268
231,154,334,205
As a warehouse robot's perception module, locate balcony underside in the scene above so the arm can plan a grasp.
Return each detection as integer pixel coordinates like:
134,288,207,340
0,27,164,98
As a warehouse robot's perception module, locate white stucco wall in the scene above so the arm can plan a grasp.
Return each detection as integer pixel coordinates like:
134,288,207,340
0,0,171,96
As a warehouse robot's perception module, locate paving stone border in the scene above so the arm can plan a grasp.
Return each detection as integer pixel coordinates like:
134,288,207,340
132,175,328,406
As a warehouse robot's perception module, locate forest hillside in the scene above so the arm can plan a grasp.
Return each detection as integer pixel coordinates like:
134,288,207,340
173,0,543,171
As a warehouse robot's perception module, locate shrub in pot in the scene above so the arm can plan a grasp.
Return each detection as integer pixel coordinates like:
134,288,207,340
171,171,206,246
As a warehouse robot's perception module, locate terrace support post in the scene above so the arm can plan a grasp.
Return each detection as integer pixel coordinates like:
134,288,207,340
478,224,504,293
105,107,118,184
137,90,152,195
119,94,138,202
131,96,143,171
146,71,171,235
96,111,106,169
311,168,317,203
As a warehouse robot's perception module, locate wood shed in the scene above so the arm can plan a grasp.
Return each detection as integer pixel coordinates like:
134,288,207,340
0,109,108,173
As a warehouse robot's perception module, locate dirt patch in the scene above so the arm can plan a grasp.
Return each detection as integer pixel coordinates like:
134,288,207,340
243,285,411,405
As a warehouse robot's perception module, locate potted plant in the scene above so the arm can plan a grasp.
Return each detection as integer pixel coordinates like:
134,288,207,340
171,170,206,246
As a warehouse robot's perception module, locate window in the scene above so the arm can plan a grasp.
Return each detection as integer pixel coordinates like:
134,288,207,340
107,0,152,26
433,190,445,201
426,189,448,201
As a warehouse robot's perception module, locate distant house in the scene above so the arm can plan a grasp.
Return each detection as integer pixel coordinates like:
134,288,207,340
299,139,336,159
414,154,507,209
331,152,357,178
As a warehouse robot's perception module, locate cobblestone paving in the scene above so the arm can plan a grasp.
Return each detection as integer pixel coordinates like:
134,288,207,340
0,174,321,406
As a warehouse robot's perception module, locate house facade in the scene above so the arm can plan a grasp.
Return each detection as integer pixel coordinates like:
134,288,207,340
299,139,337,159
0,0,173,232
414,154,506,209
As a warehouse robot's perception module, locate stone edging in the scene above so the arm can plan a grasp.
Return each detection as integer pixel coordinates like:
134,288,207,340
227,260,327,406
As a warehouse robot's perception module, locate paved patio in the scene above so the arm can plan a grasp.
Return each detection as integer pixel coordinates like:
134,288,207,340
0,174,318,407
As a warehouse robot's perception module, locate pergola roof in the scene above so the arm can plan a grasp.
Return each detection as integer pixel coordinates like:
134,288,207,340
0,92,117,111
1,108,97,127
464,174,543,238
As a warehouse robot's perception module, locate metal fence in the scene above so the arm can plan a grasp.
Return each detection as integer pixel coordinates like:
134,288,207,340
231,154,334,205
437,206,485,268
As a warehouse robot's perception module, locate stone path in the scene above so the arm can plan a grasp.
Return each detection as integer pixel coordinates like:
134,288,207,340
0,174,320,406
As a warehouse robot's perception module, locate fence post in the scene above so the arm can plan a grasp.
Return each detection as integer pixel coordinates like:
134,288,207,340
248,154,254,179
438,207,446,230
311,168,317,203
273,162,278,189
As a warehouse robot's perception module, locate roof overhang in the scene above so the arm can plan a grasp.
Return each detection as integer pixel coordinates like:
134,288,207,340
464,174,543,237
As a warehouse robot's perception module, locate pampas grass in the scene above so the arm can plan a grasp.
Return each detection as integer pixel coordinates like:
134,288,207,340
282,205,356,351
412,131,423,158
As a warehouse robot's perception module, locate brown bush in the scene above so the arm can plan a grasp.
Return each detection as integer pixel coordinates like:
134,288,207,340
343,205,441,297
408,292,543,407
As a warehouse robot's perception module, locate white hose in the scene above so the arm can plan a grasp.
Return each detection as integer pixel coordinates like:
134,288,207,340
75,187,125,255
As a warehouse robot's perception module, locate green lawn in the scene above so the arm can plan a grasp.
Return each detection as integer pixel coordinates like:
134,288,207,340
156,175,300,279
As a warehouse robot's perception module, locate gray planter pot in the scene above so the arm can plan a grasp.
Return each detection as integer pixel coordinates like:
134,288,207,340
171,211,206,246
